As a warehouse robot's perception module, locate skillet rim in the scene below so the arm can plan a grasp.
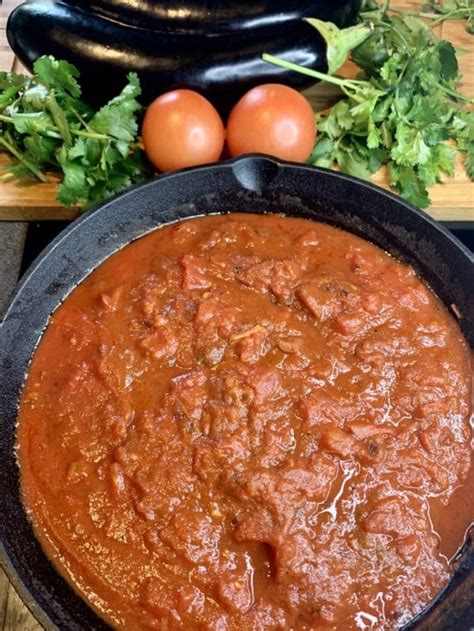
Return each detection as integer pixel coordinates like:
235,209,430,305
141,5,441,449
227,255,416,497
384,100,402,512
0,154,472,630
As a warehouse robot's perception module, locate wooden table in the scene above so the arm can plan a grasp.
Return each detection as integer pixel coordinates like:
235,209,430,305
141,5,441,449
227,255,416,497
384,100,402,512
0,2,473,630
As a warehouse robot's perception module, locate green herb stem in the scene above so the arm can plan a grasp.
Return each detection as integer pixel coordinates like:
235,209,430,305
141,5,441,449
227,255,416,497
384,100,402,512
69,106,90,130
421,9,471,24
72,129,110,141
262,53,364,90
0,136,48,182
381,6,471,22
436,82,474,103
0,113,111,141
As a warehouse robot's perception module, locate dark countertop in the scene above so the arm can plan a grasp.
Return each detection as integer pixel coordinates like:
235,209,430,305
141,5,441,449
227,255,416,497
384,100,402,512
0,223,27,317
0,223,38,630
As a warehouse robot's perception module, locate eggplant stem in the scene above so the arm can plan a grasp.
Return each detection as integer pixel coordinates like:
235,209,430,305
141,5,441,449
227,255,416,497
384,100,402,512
262,53,364,90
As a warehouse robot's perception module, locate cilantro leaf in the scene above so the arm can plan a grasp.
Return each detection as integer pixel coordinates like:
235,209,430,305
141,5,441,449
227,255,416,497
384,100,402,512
309,136,336,167
367,118,381,149
391,124,432,167
89,73,141,143
336,141,373,179
0,70,27,91
33,56,81,98
0,71,28,109
57,159,87,206
23,135,57,166
419,144,456,184
10,111,54,134
465,151,474,179
436,40,459,81
389,163,431,209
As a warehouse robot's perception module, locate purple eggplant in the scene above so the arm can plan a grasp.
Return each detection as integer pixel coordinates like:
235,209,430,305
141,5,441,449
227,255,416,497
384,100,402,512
7,0,361,110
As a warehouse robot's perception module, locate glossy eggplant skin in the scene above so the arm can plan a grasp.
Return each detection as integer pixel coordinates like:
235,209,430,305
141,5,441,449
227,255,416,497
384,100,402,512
64,0,361,33
7,0,359,110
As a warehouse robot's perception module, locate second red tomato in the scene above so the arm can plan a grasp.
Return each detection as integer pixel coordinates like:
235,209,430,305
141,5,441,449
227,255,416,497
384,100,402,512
227,84,317,163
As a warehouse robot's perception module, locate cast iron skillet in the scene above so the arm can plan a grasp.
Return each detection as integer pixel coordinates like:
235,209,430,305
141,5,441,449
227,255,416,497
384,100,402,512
0,155,473,630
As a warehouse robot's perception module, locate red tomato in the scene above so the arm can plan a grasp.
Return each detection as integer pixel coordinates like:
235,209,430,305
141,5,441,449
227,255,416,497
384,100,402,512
227,84,317,162
142,90,225,172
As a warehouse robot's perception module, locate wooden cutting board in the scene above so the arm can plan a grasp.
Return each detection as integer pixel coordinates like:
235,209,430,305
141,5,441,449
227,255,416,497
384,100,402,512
0,0,473,221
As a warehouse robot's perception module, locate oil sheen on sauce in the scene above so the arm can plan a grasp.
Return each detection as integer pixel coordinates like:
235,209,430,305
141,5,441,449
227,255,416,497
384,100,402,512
17,214,473,630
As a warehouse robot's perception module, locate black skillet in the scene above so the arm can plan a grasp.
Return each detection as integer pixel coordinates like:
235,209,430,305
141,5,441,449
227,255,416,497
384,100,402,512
0,155,473,630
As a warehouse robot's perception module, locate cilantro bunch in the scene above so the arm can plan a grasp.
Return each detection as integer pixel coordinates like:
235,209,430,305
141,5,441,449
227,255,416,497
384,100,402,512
0,56,147,208
265,1,474,209
422,1,474,33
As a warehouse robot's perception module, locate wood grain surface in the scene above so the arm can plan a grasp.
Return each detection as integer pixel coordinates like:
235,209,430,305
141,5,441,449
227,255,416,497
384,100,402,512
0,2,473,631
0,0,473,220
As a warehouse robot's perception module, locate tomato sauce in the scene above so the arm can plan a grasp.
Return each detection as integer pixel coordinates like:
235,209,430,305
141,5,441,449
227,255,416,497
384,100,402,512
17,214,473,630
